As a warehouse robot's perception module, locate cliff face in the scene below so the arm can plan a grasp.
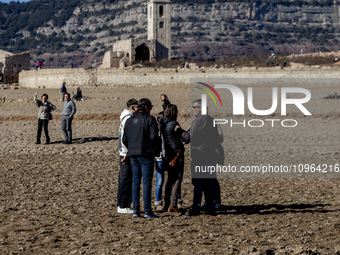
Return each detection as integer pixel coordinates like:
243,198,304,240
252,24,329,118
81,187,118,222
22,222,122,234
10,0,340,67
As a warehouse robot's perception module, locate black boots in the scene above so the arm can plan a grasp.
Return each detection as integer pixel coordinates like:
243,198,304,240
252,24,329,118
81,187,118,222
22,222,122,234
36,137,50,144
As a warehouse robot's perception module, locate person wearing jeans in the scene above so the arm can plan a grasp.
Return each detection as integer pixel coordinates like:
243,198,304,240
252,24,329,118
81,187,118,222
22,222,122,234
123,98,161,218
130,156,154,214
154,161,164,209
117,99,138,213
61,93,76,144
154,111,165,211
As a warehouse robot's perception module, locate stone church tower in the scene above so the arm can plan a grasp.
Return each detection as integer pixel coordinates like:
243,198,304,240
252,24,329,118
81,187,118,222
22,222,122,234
147,0,171,61
100,0,171,68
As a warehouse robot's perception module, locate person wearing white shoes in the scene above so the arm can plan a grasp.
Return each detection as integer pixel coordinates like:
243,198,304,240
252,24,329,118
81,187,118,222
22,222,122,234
123,98,161,219
117,99,138,214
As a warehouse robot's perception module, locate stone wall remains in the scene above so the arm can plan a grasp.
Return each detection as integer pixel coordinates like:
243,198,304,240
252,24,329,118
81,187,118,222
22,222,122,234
19,68,93,88
4,51,30,84
19,65,340,88
112,39,132,59
100,51,125,68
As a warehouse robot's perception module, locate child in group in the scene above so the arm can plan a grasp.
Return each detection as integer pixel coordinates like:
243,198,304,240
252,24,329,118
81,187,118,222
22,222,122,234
154,111,165,211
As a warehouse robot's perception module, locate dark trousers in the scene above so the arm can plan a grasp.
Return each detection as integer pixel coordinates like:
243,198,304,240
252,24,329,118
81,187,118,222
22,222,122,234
213,178,221,204
164,157,184,208
117,156,132,208
192,178,215,212
61,116,73,142
37,119,49,142
130,156,154,213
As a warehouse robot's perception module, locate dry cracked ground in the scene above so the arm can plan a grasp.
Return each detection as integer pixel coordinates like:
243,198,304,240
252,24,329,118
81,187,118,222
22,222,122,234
1,84,340,254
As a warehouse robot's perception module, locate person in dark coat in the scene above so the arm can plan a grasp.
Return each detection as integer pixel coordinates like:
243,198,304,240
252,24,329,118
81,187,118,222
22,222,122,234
61,82,67,102
123,98,161,218
181,99,221,216
160,94,170,111
160,104,185,213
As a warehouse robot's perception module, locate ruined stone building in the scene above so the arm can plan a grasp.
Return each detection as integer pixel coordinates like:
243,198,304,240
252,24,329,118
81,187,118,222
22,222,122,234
0,50,30,84
101,0,171,68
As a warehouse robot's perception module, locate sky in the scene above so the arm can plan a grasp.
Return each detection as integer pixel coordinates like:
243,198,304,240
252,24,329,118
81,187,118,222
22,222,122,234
0,0,31,3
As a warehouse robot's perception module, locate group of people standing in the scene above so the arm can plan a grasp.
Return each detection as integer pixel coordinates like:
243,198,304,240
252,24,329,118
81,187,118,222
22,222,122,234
33,82,77,145
61,82,83,102
34,87,222,217
117,94,222,218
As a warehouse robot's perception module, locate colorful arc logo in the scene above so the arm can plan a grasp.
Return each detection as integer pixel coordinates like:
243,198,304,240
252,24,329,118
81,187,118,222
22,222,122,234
196,82,222,106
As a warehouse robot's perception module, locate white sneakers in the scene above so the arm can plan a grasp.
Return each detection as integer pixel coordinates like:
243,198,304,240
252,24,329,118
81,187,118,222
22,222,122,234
117,206,133,214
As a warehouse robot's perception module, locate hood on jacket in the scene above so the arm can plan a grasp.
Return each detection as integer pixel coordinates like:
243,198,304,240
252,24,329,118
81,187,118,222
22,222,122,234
160,116,172,125
120,109,133,121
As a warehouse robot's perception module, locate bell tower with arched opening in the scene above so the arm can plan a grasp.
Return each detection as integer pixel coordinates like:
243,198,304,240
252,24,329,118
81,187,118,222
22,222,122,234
147,0,171,61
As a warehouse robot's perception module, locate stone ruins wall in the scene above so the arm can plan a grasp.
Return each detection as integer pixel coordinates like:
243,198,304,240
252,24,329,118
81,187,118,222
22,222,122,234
112,39,132,59
100,51,125,68
19,68,94,88
19,66,340,88
0,50,30,84
0,49,11,62
4,51,30,84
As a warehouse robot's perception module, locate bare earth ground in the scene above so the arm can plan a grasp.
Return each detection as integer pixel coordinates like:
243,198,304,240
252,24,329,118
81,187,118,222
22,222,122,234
1,84,340,254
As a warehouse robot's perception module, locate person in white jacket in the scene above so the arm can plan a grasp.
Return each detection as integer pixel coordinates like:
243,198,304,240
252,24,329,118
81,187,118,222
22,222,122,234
117,99,138,213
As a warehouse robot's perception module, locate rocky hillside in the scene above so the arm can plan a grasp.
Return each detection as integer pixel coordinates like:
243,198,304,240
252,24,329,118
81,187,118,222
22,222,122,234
1,0,340,68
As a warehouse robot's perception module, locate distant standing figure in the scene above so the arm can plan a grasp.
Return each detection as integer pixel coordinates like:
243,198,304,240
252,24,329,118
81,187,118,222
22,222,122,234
34,93,56,144
62,93,76,144
160,94,170,111
301,49,303,54
35,61,43,70
266,60,269,65
73,87,82,101
61,82,67,102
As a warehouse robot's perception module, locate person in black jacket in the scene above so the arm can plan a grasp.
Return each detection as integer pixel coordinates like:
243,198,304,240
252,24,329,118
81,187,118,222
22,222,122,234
160,94,170,111
160,104,185,213
123,98,161,218
61,82,67,102
181,99,221,216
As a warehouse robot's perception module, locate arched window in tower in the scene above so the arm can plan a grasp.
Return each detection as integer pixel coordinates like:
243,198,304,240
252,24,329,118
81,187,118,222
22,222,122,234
159,22,164,28
159,6,163,17
150,7,152,18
